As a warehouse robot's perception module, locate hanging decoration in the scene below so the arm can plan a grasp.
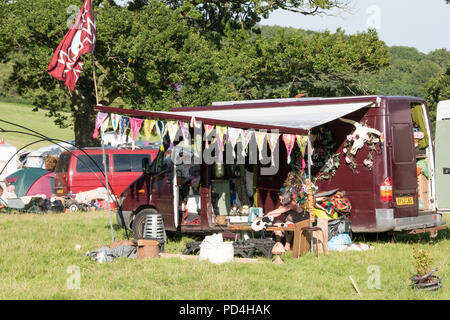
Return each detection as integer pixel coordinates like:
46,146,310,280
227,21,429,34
255,131,267,161
155,120,167,141
167,121,180,145
180,121,190,147
216,125,227,162
227,127,242,158
204,124,215,149
111,114,120,132
282,134,296,164
100,114,109,133
143,119,156,146
340,118,382,171
241,129,254,157
129,118,144,141
119,116,130,137
267,132,280,165
92,112,108,139
296,134,308,157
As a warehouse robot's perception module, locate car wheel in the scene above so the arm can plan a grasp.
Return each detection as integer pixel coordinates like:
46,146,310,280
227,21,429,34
132,208,158,239
69,204,79,213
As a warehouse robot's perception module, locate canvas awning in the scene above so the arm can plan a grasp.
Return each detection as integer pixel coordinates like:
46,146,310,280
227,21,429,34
94,97,378,135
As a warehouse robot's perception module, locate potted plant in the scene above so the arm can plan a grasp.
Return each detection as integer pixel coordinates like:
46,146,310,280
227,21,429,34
411,246,442,291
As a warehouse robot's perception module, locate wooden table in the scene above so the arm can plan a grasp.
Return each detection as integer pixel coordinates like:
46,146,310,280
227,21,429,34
226,220,312,258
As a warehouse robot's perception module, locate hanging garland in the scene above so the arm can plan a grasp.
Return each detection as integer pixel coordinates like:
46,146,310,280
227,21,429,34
311,127,340,182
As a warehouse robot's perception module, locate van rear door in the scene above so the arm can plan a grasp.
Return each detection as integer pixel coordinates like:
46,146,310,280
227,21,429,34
390,101,418,218
435,100,450,212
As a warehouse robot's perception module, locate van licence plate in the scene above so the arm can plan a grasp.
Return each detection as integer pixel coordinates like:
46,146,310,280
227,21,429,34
396,196,414,206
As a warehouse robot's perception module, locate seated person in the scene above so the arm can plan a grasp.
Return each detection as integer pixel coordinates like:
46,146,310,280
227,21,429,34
262,188,309,251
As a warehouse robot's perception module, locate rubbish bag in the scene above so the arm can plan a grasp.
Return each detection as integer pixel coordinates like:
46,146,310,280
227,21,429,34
86,245,137,263
199,233,234,264
328,215,351,239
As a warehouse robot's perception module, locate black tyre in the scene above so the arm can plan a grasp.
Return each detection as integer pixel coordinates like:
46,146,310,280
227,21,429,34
132,208,158,239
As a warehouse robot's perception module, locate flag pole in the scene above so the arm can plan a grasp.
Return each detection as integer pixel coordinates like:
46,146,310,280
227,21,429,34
93,54,115,243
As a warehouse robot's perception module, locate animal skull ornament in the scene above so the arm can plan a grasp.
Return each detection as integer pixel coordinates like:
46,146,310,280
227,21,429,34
339,118,382,155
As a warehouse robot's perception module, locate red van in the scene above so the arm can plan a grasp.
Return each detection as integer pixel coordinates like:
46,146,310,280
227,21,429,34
54,147,159,197
95,96,446,238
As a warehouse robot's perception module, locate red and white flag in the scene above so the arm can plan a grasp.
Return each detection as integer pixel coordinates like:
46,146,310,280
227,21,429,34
47,0,96,91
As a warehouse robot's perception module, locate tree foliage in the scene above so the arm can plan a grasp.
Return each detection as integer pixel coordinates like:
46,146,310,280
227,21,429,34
0,0,389,146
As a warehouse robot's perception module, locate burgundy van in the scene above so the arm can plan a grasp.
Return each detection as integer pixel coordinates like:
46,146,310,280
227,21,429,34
54,147,159,197
95,96,446,238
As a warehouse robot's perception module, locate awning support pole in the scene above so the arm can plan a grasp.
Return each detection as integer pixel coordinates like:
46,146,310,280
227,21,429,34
307,130,313,253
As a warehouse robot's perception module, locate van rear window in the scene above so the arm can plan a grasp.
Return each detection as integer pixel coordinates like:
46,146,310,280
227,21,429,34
76,155,109,173
113,154,151,172
55,153,71,173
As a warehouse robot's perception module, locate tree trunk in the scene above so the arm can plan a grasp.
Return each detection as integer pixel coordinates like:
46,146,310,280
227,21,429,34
73,93,100,148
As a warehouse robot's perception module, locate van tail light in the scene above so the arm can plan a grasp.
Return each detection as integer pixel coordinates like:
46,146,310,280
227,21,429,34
380,177,392,202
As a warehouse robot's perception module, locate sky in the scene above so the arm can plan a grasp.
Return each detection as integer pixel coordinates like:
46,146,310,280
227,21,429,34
259,0,450,54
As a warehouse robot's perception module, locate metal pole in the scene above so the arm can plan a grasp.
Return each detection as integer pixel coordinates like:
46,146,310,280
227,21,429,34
94,54,114,243
101,130,115,243
307,130,313,253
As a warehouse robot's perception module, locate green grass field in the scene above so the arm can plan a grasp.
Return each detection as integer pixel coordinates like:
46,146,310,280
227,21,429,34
0,211,448,300
0,100,74,151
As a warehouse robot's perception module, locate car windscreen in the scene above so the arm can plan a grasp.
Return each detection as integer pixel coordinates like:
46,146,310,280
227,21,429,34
113,154,151,172
76,154,109,173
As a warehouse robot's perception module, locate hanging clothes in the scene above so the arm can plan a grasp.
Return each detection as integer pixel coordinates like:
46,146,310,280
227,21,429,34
283,134,296,164
92,112,109,139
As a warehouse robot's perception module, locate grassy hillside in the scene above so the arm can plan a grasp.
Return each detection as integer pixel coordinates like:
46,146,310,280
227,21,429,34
0,101,74,151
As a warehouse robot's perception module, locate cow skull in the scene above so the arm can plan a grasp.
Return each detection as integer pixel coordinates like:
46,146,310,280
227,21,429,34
339,118,382,155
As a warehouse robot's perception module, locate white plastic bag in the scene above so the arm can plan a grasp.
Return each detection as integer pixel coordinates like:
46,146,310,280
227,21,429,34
199,233,234,264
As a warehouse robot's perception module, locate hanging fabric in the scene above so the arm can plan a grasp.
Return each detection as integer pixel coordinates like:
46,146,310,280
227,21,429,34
155,120,167,141
92,112,109,139
111,114,120,132
167,121,180,144
296,134,308,157
119,116,130,137
216,125,227,162
267,132,280,165
241,129,254,157
283,134,296,164
204,124,215,149
192,118,202,158
227,127,242,158
130,118,144,141
100,115,109,133
255,131,267,161
143,119,156,146
180,121,190,147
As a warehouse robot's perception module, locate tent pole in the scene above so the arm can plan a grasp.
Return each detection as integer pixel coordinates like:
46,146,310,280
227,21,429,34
101,130,115,243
